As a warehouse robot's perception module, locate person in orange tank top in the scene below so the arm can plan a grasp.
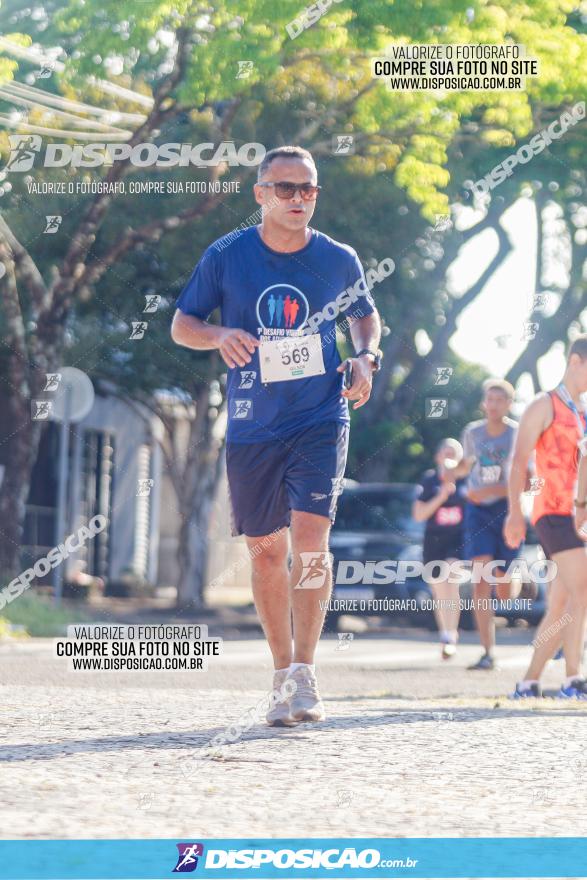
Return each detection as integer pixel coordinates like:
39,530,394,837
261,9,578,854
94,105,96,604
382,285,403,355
505,335,587,699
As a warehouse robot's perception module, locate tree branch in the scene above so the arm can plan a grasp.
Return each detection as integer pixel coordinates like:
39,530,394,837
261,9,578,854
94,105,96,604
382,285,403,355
42,24,196,322
387,213,514,420
0,238,30,400
0,214,48,314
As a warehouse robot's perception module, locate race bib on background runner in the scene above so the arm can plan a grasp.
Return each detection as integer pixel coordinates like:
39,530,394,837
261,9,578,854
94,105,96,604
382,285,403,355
435,506,463,526
480,465,501,483
259,334,325,383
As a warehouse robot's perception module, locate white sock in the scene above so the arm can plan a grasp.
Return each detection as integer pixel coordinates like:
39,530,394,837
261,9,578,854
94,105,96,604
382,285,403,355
565,675,583,687
274,666,290,675
289,662,315,673
440,630,450,643
519,679,539,689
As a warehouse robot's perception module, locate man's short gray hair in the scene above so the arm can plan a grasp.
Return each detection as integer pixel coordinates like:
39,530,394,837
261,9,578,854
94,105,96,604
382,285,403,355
257,146,316,181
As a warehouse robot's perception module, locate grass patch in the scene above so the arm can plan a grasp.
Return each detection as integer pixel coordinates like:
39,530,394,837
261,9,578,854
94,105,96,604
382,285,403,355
1,591,91,637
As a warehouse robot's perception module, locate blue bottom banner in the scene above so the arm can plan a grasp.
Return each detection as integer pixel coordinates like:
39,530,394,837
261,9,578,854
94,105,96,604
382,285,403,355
1,838,587,880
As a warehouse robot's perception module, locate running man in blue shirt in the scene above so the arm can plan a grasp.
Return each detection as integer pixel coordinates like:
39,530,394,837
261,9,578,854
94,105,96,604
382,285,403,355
171,147,381,725
171,145,382,725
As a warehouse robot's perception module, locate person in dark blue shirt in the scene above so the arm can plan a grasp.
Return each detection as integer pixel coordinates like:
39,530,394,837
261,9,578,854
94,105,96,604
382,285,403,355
413,438,467,660
172,145,382,726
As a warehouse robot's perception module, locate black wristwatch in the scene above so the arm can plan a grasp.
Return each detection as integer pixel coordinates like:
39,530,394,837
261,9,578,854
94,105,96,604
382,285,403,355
355,348,383,372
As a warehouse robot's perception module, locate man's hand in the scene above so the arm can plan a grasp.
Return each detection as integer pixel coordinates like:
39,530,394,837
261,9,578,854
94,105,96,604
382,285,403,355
451,456,476,478
216,328,259,369
337,356,373,410
574,506,587,539
504,509,526,549
439,481,456,500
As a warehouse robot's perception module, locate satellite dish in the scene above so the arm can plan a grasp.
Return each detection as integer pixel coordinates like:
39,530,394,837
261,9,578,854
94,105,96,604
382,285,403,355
50,367,95,423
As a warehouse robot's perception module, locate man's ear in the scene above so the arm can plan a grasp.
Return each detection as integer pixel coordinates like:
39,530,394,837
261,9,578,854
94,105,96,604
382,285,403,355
253,183,264,207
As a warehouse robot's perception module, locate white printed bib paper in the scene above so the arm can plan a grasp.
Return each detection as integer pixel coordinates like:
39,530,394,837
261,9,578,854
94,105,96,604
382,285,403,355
259,334,325,383
480,465,501,484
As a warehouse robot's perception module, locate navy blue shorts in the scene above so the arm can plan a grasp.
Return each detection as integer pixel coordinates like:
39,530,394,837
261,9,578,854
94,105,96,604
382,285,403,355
226,421,349,537
534,514,585,558
463,498,522,565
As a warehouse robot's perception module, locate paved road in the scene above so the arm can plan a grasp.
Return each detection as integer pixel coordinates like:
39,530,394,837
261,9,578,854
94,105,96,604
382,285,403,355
1,632,587,840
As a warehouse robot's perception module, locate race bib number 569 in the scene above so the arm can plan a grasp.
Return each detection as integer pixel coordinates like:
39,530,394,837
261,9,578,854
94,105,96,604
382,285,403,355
259,334,325,383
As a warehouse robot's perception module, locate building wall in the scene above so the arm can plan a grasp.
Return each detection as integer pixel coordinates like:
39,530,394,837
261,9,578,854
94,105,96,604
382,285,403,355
157,456,251,600
67,392,250,597
76,395,154,581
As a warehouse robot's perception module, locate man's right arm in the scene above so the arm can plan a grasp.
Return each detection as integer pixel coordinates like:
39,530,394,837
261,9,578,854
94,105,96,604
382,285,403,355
504,393,551,547
454,425,476,479
412,482,455,523
171,310,259,369
575,452,587,537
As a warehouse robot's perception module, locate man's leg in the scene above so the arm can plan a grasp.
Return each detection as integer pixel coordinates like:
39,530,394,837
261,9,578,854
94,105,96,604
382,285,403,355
430,563,461,657
521,573,570,682
555,548,587,681
245,529,292,670
516,548,587,696
284,509,333,722
289,510,332,663
470,555,495,662
277,421,348,722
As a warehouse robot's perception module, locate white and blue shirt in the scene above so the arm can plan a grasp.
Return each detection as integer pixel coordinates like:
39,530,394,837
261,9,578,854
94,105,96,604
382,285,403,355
176,226,376,444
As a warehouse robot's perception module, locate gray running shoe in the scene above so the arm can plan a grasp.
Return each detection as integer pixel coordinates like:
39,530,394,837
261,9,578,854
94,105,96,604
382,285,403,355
289,665,326,723
266,669,296,727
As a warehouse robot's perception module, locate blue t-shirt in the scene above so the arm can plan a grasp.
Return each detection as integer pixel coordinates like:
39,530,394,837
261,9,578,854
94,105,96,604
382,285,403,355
175,226,376,443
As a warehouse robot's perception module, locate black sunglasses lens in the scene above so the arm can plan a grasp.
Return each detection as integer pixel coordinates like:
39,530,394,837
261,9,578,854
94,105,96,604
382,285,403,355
273,183,319,199
274,183,297,198
300,185,319,199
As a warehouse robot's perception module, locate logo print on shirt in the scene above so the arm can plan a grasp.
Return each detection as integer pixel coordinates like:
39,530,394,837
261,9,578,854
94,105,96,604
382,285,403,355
256,284,309,331
232,399,252,419
238,370,256,389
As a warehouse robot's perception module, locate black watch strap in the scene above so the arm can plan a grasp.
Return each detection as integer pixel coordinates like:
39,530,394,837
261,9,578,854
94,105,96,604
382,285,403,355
355,348,382,372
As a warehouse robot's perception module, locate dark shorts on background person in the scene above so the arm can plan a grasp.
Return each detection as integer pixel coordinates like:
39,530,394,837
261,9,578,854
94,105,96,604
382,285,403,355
464,498,521,565
534,514,586,558
423,530,464,566
226,421,349,537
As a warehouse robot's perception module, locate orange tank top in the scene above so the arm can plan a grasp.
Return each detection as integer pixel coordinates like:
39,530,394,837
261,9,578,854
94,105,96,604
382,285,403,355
532,390,586,524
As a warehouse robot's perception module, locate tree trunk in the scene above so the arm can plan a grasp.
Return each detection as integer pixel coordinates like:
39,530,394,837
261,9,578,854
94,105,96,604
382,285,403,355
0,404,42,576
173,388,227,610
0,243,46,576
176,487,217,612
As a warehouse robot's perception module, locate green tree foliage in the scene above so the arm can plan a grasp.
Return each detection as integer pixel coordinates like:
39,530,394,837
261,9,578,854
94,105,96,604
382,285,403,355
0,0,586,600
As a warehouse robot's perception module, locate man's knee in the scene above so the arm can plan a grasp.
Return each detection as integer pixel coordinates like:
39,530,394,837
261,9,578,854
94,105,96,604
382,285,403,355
251,546,288,571
291,512,331,553
567,586,587,611
473,580,492,597
547,583,569,614
247,534,288,570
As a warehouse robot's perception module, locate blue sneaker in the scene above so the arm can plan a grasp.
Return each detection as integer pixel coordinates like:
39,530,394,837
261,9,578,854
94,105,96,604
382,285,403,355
510,682,542,699
467,653,494,671
558,678,587,699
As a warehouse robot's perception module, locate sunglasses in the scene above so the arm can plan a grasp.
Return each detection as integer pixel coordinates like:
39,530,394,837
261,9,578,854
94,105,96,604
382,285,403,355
257,181,321,200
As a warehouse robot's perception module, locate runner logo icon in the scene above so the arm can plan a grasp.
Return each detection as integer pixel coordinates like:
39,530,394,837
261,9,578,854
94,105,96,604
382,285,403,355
232,400,253,419
239,370,256,389
296,552,334,589
173,843,204,872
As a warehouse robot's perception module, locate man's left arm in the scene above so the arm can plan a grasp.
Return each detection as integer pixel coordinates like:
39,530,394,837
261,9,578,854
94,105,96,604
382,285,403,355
575,452,587,537
337,312,382,410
